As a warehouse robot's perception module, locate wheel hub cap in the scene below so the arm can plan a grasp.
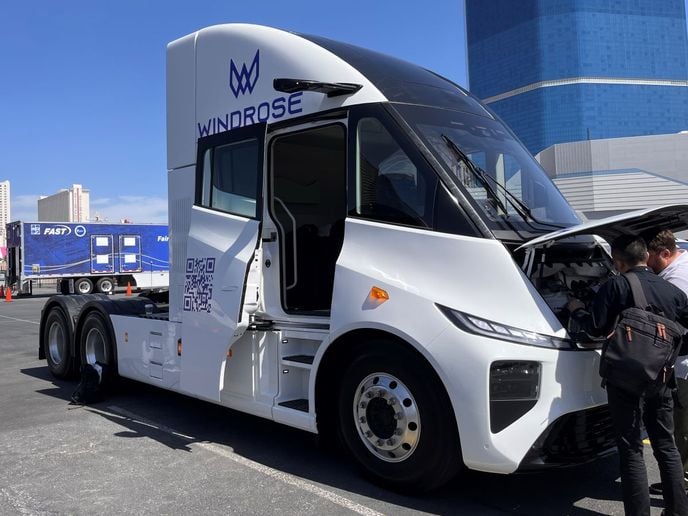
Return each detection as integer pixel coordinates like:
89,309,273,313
48,322,66,365
353,373,420,463
85,328,108,365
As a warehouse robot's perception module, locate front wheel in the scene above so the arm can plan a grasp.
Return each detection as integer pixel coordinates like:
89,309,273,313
337,346,462,492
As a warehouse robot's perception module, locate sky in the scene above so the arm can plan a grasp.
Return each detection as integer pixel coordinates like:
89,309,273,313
0,1,468,223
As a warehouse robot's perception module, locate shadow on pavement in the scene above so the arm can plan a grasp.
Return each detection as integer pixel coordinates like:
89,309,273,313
23,367,644,515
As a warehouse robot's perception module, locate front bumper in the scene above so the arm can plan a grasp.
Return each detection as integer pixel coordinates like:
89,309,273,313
518,404,616,470
427,324,611,474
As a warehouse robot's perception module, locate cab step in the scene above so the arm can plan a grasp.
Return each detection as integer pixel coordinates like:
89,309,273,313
278,399,309,412
282,354,314,365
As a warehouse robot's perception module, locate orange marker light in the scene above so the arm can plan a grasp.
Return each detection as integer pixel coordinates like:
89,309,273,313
370,286,389,301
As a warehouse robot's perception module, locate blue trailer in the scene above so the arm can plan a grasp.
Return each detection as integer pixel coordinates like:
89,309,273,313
6,221,169,295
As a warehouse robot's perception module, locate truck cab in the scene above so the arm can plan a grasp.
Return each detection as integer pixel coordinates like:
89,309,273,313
38,24,688,491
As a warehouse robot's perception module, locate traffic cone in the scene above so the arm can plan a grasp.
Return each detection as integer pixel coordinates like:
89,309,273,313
126,282,132,297
5,287,12,303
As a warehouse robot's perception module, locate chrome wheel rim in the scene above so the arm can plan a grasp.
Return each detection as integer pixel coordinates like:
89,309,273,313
77,281,91,294
48,321,66,365
99,279,113,293
84,327,108,365
353,372,421,463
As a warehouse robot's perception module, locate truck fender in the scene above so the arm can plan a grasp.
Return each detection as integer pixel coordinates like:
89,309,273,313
72,296,159,374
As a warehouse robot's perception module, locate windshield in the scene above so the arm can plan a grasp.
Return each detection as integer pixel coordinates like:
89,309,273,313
392,104,580,232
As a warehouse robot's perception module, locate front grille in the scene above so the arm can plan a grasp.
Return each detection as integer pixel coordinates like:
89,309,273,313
519,405,616,470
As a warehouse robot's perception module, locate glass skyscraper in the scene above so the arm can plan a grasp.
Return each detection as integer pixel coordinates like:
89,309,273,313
466,0,688,155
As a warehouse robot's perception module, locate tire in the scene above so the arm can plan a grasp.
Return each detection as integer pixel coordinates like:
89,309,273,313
337,345,462,492
96,277,114,295
75,278,94,295
78,311,116,388
42,307,74,378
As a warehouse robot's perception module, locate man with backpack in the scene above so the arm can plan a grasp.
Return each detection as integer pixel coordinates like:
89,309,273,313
644,229,688,496
568,234,688,516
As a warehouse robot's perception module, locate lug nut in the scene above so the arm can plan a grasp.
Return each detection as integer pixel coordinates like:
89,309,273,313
360,401,367,409
386,439,395,446
359,416,367,424
365,431,373,438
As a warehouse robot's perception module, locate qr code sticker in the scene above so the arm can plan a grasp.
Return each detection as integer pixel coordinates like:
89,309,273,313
183,257,216,313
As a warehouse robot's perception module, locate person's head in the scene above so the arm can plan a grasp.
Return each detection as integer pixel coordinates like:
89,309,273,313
642,228,678,274
610,234,648,273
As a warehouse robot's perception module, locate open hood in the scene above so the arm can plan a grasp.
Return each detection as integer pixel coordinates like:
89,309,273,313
517,204,688,251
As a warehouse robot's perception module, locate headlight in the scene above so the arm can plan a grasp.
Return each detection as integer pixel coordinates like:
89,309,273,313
490,361,540,401
436,304,575,350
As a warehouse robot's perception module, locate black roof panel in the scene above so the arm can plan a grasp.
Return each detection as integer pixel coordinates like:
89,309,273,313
300,34,492,118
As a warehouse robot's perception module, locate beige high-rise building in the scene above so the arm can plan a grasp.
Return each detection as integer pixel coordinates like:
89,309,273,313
0,180,10,249
38,184,90,222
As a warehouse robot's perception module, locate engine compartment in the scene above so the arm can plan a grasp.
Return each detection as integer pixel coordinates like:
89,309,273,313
516,238,614,346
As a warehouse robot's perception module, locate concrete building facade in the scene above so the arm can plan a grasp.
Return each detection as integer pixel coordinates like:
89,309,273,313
536,132,688,219
38,184,90,222
0,180,9,249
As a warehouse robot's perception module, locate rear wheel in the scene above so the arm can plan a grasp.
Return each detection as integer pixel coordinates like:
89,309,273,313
337,345,462,492
95,277,114,295
79,311,116,388
75,278,93,295
43,307,74,378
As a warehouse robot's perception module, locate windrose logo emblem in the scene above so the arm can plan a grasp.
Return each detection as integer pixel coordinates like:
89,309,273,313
229,50,260,98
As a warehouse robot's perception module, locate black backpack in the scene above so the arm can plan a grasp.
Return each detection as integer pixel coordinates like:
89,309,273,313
600,272,686,396
70,363,108,405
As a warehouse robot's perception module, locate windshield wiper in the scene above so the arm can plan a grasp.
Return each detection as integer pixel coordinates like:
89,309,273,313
441,134,566,230
440,134,512,221
480,170,566,229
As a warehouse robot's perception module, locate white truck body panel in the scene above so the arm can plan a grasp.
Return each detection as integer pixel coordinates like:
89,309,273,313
167,24,385,171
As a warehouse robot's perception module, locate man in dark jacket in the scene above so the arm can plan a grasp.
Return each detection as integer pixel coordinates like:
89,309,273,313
568,234,688,516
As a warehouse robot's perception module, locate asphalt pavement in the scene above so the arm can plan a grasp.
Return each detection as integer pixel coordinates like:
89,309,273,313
0,290,669,515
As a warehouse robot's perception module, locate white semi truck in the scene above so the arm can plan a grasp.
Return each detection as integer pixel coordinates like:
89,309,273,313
39,24,688,491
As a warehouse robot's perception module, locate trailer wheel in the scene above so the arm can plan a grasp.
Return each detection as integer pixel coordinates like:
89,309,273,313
337,345,462,492
78,311,116,387
75,278,93,295
43,307,74,378
96,277,114,295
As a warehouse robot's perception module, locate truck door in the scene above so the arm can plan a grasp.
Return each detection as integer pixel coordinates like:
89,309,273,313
118,235,142,273
90,235,114,274
180,123,265,401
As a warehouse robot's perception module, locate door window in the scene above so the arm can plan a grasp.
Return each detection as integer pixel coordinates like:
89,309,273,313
354,115,478,236
198,138,260,218
355,117,431,228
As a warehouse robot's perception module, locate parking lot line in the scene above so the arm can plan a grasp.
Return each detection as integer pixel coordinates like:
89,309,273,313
97,405,385,516
0,314,40,325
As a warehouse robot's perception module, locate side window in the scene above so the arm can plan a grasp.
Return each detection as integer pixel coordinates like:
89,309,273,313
198,138,260,218
355,118,431,227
